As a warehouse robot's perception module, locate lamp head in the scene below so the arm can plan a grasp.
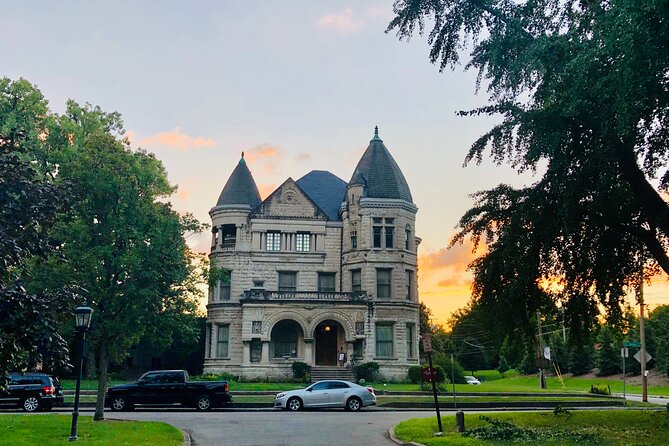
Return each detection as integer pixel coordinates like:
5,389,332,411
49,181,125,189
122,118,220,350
74,306,94,330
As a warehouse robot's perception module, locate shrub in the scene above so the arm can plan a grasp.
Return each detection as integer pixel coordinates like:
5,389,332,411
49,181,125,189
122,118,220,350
589,384,611,396
408,366,422,384
355,362,380,382
291,361,311,380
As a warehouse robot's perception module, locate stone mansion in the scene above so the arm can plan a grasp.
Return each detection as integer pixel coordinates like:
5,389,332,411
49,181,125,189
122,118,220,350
203,128,420,380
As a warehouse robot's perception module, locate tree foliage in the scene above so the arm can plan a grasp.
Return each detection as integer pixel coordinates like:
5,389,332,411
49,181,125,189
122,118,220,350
0,78,76,380
388,0,669,336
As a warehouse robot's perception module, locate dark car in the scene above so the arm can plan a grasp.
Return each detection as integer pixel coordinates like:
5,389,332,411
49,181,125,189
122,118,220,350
0,373,64,412
106,370,232,411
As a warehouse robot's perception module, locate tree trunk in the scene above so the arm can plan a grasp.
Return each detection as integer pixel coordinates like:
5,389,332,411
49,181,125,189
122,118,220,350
94,343,108,421
85,347,96,380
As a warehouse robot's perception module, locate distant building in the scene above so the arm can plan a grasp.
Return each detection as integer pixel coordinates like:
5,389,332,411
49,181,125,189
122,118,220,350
204,128,420,379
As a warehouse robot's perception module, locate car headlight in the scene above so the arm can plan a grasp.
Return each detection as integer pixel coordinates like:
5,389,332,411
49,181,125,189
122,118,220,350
276,393,286,399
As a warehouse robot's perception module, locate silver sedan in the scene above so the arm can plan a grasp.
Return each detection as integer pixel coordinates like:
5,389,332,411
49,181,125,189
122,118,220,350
274,380,376,412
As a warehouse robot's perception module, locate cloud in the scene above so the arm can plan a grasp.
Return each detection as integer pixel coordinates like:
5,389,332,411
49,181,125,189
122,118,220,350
296,152,311,163
316,8,362,34
419,239,478,271
136,127,215,150
437,277,469,288
243,144,280,163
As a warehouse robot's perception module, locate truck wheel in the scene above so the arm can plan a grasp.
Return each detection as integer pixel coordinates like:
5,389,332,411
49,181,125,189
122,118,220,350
111,395,131,411
22,396,41,412
287,397,302,411
196,395,212,411
345,396,362,412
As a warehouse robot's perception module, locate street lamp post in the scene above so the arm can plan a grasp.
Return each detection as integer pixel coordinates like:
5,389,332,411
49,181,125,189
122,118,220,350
69,306,93,442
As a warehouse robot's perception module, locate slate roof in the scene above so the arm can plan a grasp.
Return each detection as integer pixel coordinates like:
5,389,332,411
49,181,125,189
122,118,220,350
216,154,262,208
296,170,347,220
349,127,413,203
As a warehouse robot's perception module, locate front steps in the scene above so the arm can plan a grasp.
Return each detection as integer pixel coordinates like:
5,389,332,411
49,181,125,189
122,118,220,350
310,366,356,383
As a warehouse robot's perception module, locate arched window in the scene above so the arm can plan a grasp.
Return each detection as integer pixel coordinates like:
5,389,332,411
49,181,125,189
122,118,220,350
271,320,301,358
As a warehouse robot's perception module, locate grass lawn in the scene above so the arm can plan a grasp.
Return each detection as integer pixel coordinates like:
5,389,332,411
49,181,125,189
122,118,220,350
229,394,627,404
0,414,182,446
394,410,669,445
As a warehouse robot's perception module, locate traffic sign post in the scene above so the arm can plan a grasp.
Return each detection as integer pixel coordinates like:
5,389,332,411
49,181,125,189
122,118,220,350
621,347,628,406
422,334,442,435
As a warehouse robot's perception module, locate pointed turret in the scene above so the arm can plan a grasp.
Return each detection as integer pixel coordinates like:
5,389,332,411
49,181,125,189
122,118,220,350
348,127,413,203
216,152,262,208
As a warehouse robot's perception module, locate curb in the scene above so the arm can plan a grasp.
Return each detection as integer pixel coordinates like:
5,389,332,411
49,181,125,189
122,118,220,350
181,429,192,446
388,425,423,446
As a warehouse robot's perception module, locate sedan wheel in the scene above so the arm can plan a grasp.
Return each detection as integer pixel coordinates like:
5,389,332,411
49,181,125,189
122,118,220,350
346,397,362,412
196,395,213,411
287,397,302,411
22,396,41,412
111,395,129,411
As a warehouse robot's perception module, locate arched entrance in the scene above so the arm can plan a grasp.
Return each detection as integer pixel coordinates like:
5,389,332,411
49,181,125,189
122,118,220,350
315,320,342,365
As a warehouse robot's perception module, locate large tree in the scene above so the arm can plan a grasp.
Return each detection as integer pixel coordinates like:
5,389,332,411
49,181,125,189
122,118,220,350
388,0,669,334
0,78,75,381
35,101,205,420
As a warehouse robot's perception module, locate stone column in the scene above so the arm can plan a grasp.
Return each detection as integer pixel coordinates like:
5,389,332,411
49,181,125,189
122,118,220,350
304,339,314,365
261,341,270,363
242,341,250,365
205,323,212,359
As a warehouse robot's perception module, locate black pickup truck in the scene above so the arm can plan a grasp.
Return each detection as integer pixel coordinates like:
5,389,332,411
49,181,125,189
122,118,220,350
106,370,232,411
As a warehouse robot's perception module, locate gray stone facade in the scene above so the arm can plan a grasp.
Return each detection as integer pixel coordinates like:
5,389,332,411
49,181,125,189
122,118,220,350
204,129,420,380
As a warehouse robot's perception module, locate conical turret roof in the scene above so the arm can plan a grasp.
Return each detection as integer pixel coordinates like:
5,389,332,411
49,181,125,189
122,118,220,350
349,127,413,203
216,153,262,208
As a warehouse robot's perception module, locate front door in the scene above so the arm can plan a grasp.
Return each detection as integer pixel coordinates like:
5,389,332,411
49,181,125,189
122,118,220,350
315,322,338,365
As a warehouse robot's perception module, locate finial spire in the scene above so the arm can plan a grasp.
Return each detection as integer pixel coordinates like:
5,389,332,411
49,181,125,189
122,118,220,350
371,125,382,141
241,151,244,159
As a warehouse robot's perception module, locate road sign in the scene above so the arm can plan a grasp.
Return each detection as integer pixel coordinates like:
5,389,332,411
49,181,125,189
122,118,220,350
634,350,652,363
421,333,433,353
422,367,439,382
621,347,629,358
624,341,641,347
543,346,551,360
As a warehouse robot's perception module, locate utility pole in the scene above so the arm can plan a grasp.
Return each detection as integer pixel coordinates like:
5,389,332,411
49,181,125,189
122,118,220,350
639,266,648,403
537,311,546,389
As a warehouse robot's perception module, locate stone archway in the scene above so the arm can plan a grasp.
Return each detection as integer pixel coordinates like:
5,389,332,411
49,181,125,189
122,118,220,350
314,320,342,365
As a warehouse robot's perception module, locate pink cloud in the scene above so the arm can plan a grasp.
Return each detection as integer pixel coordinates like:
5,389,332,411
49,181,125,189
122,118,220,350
317,8,362,34
136,127,215,150
244,144,280,163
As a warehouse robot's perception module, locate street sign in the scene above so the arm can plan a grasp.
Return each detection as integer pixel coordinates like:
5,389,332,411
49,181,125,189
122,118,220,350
621,347,629,358
421,333,433,353
634,350,652,364
422,367,439,382
624,341,641,347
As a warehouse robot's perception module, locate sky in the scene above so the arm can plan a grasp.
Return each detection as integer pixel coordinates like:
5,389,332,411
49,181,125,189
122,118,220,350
4,0,667,324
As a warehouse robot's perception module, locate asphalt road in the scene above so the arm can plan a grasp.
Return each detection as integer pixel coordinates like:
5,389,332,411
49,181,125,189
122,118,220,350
106,409,437,446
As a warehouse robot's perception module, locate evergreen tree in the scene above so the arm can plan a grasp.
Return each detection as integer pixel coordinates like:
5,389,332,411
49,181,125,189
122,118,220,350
569,341,595,376
497,356,510,378
596,326,623,376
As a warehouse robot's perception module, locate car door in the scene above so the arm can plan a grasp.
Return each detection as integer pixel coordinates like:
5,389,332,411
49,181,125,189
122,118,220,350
303,382,330,407
326,381,352,407
133,372,161,404
159,372,186,404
